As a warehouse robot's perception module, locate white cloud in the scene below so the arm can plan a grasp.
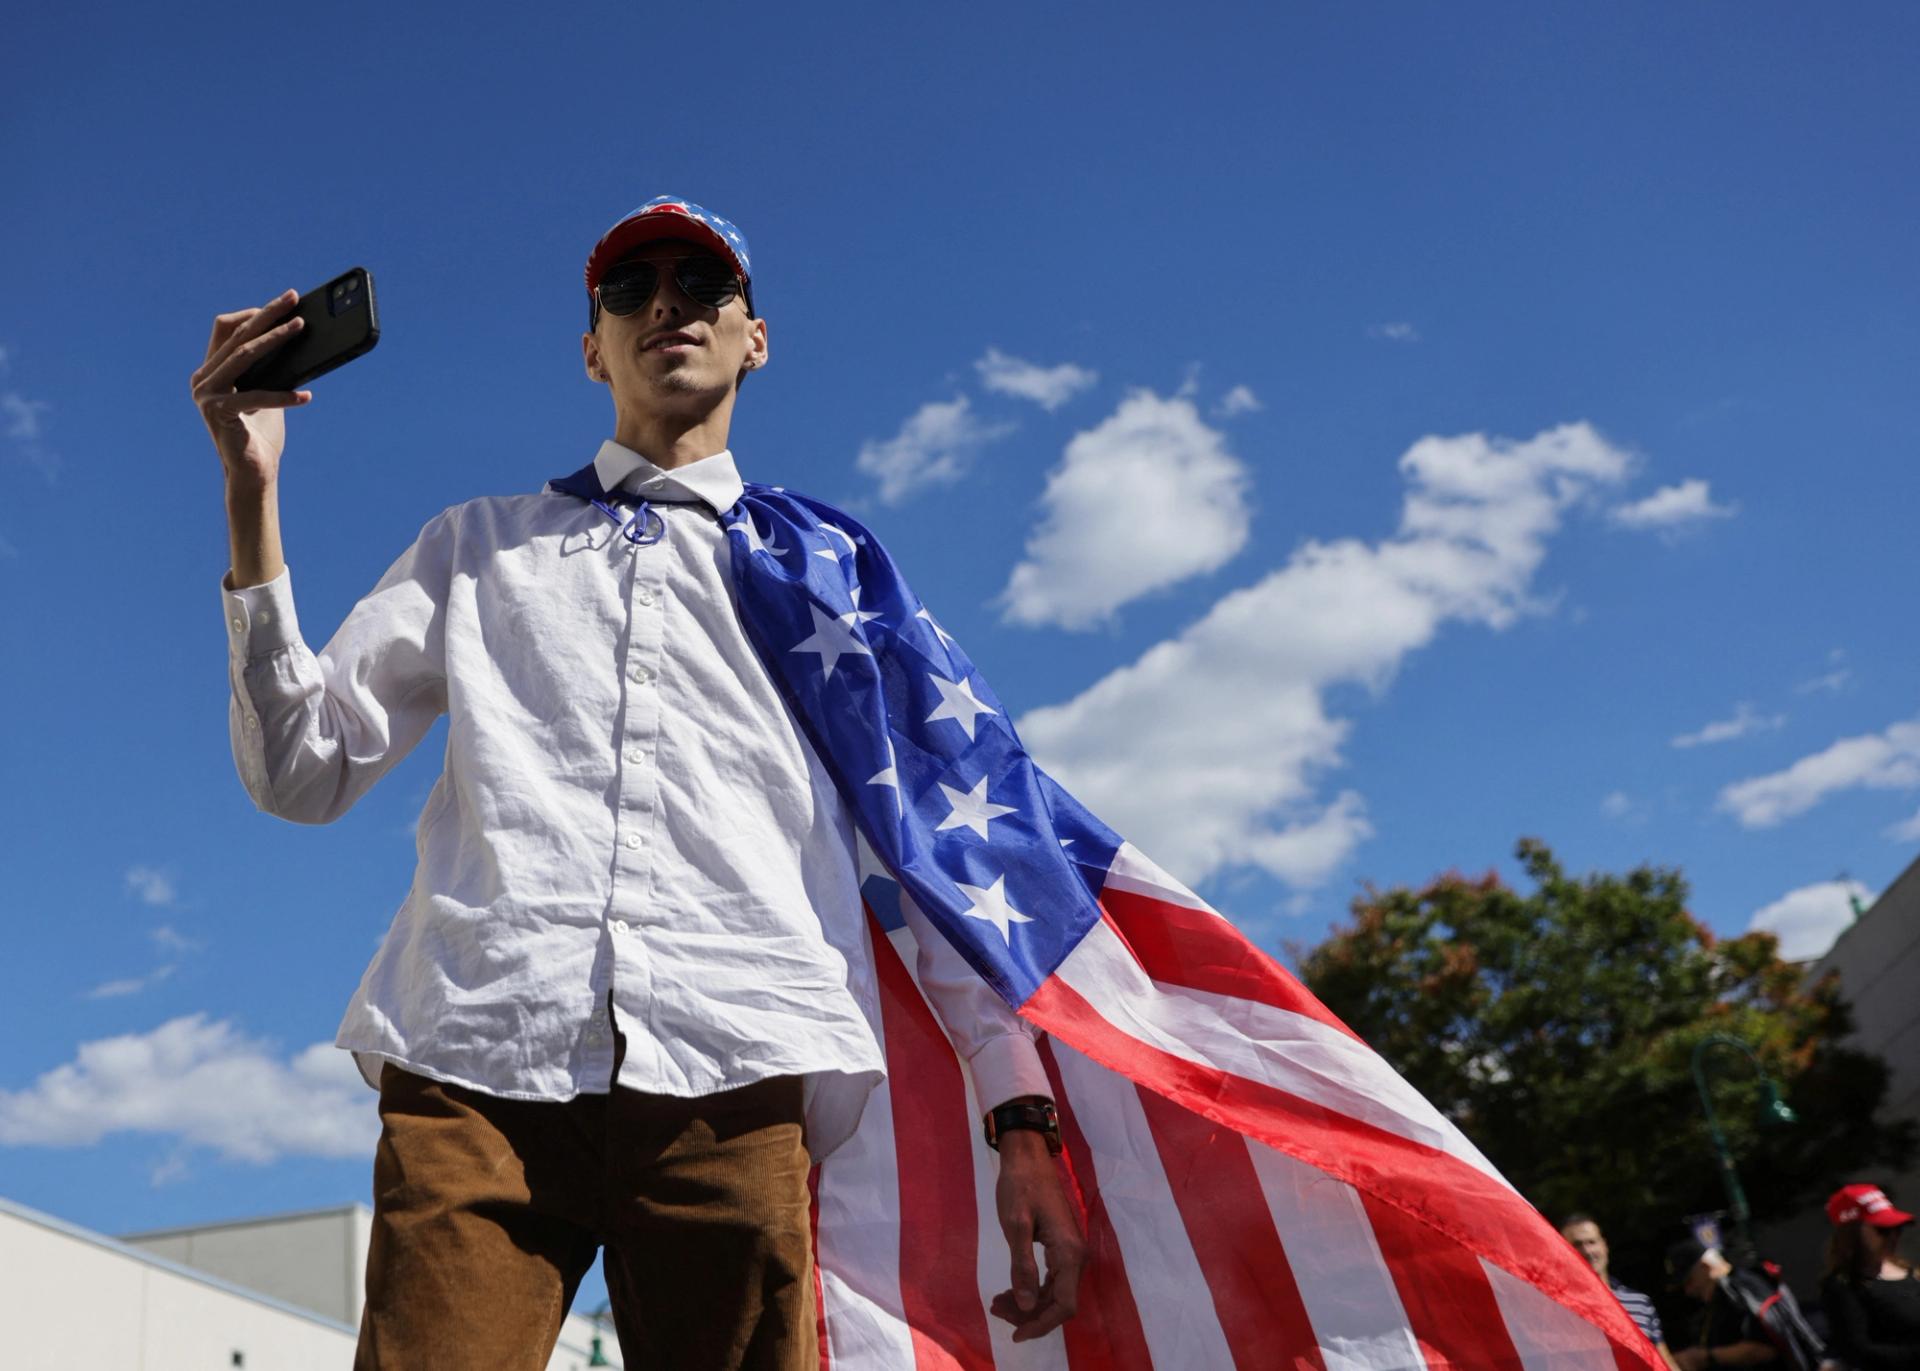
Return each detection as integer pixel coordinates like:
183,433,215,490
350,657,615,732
1795,649,1851,695
0,1015,376,1163
151,924,197,954
84,977,154,1000
125,865,177,907
1609,478,1736,530
1747,880,1871,961
1601,791,1636,819
1672,702,1786,749
855,396,1013,505
1369,322,1421,343
999,389,1252,631
81,925,198,999
1887,806,1920,843
2,354,60,483
1214,385,1262,418
1018,421,1630,889
973,348,1098,412
1717,717,1920,827
2,393,46,441
1797,669,1852,695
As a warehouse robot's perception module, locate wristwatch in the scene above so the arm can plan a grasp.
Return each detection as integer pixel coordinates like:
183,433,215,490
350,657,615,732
983,1099,1062,1156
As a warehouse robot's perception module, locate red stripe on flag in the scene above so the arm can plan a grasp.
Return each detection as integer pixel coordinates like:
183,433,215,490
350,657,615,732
1039,1038,1154,1371
1023,974,1660,1369
1362,1188,1524,1369
1136,1085,1328,1370
1101,885,1362,1042
869,918,996,1371
808,1166,831,1371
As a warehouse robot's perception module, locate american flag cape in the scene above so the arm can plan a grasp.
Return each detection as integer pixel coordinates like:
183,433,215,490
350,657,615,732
549,464,1663,1370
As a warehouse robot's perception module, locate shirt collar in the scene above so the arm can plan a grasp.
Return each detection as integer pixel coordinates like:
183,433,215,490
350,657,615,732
591,440,744,516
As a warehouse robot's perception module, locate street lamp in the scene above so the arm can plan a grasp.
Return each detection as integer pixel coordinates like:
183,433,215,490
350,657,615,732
1691,1033,1798,1265
586,1302,613,1367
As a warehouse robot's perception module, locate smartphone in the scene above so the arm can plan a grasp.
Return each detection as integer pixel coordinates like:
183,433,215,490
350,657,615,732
234,267,380,392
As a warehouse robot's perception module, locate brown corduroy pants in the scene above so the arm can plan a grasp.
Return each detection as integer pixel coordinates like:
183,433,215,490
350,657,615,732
353,1043,816,1371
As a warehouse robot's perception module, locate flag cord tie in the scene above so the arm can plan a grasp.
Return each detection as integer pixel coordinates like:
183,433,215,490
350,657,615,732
591,497,666,546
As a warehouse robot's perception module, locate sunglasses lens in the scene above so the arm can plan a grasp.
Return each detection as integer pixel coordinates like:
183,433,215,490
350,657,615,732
678,257,740,308
598,263,659,316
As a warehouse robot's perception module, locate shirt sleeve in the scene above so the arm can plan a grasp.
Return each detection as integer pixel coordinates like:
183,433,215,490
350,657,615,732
897,887,1053,1116
222,511,454,824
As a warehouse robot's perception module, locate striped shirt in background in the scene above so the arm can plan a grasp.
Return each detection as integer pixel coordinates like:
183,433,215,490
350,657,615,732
1612,1279,1666,1345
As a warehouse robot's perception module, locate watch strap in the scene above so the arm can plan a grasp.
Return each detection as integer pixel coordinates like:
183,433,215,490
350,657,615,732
984,1100,1062,1155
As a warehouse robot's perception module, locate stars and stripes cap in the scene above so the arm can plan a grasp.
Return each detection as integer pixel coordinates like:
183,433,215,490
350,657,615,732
584,196,753,304
1827,1183,1916,1228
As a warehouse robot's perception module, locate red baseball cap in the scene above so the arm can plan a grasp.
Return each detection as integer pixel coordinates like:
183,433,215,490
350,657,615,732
1827,1184,1915,1227
584,196,752,299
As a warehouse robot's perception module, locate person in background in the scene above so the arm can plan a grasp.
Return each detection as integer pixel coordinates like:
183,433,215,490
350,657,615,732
1561,1212,1681,1369
1821,1184,1920,1370
1666,1238,1785,1369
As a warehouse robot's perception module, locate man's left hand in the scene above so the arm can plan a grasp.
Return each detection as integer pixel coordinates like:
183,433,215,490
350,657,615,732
988,1129,1086,1343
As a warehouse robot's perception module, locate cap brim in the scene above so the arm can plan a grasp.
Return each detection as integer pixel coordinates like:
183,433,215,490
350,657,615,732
585,214,746,295
1867,1207,1917,1227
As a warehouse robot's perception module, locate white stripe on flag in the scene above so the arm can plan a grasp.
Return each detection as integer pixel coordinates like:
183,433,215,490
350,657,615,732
960,1062,1071,1370
814,944,917,1371
1050,1039,1236,1370
1054,916,1508,1182
1101,843,1215,911
1483,1258,1620,1371
1246,1142,1424,1371
892,925,1071,1371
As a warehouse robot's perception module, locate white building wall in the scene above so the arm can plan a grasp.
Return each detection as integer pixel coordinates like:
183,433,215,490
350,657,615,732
0,1200,355,1370
1,1198,621,1370
124,1204,371,1327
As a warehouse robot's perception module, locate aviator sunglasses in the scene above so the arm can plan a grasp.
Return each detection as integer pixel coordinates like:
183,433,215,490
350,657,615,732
593,253,752,327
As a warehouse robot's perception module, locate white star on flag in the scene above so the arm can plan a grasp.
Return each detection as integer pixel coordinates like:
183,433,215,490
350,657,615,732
936,776,1017,841
867,739,901,809
955,875,1034,945
846,586,883,628
916,607,957,649
814,523,862,563
925,673,997,740
791,604,873,681
731,514,786,560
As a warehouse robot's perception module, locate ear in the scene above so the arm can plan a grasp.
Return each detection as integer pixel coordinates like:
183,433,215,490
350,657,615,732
743,315,769,372
581,331,609,384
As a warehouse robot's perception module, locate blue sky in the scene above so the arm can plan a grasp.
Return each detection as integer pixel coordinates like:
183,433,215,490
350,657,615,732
3,0,1917,1314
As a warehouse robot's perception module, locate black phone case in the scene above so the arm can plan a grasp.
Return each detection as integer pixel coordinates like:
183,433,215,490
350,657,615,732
235,267,380,392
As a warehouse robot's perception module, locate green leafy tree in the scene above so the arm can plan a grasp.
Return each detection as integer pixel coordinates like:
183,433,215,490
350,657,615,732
1295,839,1913,1288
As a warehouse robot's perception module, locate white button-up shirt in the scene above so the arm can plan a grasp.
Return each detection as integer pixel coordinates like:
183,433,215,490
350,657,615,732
222,442,1047,1158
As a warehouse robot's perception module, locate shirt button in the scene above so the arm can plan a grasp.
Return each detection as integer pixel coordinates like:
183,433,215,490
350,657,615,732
613,920,631,935
637,587,656,606
625,747,646,765
257,609,272,625
629,665,652,685
246,715,259,730
623,832,642,851
230,616,244,634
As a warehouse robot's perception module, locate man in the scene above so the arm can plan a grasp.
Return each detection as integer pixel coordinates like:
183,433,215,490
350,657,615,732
1562,1213,1681,1369
1665,1237,1825,1371
191,197,1083,1369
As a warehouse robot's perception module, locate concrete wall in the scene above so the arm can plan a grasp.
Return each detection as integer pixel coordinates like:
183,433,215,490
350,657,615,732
124,1204,370,1327
0,1199,356,1371
1753,850,1920,1296
1,1197,620,1369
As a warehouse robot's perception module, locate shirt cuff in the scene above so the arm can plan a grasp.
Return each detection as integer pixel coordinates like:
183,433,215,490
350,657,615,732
221,566,301,660
965,1032,1052,1115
